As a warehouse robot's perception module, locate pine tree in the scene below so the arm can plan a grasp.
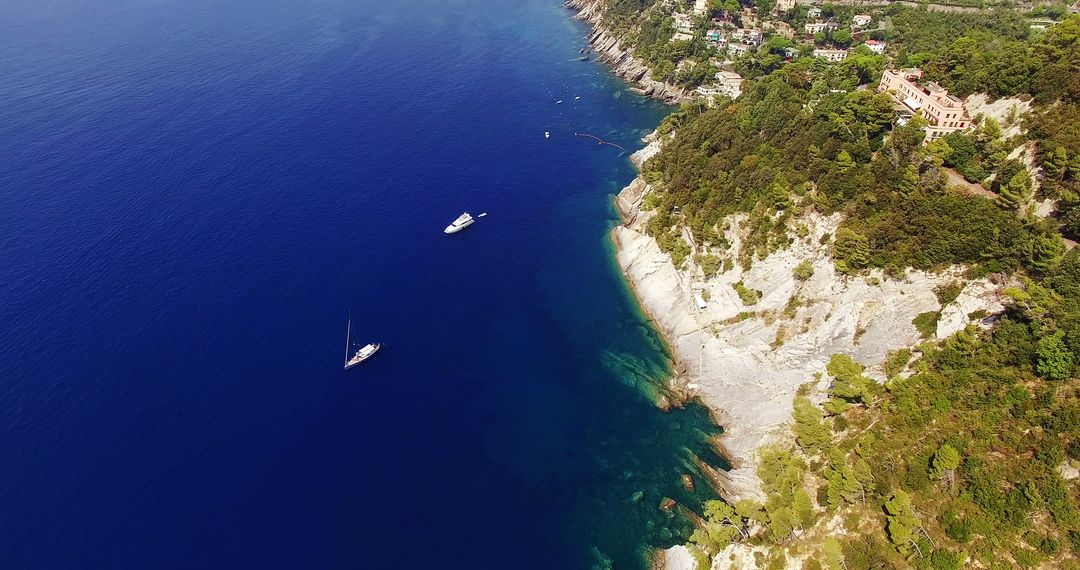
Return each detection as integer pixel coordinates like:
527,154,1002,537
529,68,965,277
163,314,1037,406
898,164,920,195
825,451,864,506
836,150,855,172
834,228,870,273
826,468,844,507
998,170,1032,212
925,138,953,168
1043,146,1068,182
764,501,797,541
735,499,766,525
823,537,844,570
733,499,764,540
793,396,830,452
769,177,793,210
839,466,864,503
930,444,961,490
1030,233,1065,274
826,354,874,407
884,491,922,554
853,458,874,488
794,488,816,529
693,500,741,552
1069,154,1080,180
1036,331,1074,380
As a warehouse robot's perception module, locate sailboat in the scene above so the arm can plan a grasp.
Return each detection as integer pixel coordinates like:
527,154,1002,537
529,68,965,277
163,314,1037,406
344,316,381,370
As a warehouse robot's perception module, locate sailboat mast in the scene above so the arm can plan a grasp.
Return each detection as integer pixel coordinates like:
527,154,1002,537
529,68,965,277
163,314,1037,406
344,316,351,365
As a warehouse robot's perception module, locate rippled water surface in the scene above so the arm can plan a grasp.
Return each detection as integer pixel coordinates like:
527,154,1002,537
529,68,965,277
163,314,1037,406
0,0,726,567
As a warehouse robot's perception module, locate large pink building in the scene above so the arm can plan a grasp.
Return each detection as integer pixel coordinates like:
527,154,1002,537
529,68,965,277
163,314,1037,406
879,68,972,140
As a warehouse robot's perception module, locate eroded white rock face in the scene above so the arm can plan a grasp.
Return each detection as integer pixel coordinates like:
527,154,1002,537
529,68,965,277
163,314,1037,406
613,178,1006,502
662,545,698,570
706,542,808,570
630,133,665,168
964,94,1031,139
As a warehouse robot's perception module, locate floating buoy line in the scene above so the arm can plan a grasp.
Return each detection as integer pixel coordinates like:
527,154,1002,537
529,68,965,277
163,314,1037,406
574,132,626,152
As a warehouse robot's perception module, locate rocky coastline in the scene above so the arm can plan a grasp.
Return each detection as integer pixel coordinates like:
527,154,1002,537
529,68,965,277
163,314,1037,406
613,159,1007,503
567,0,1008,508
564,0,690,105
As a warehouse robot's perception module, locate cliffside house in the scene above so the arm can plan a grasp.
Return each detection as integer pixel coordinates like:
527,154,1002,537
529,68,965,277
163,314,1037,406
693,0,709,16
727,42,751,56
864,39,887,54
706,29,727,47
879,68,972,140
715,70,744,98
672,13,694,41
805,21,837,34
807,6,822,19
813,48,849,62
675,13,694,33
695,71,744,104
852,14,872,28
731,28,764,45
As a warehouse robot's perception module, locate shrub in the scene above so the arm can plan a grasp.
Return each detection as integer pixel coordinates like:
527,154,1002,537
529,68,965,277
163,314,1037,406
913,311,940,339
794,260,815,280
1036,331,1075,380
697,254,724,277
885,349,912,378
934,281,964,306
733,281,762,306
930,549,962,570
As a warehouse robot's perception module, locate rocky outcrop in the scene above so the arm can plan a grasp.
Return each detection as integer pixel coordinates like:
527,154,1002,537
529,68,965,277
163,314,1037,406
612,178,1007,502
660,545,697,570
565,0,690,105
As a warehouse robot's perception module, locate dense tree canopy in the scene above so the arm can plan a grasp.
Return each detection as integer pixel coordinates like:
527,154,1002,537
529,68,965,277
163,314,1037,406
597,1,1080,567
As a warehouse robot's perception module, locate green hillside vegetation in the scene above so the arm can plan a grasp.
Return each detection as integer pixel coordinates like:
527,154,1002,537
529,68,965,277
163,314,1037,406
692,294,1080,567
644,65,1049,275
587,0,1080,566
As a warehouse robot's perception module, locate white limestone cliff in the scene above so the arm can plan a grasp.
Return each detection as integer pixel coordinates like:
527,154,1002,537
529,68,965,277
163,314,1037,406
612,177,1007,502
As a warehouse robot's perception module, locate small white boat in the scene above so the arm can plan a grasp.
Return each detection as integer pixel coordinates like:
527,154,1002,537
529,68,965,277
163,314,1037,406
444,212,475,234
344,317,381,370
545,131,550,139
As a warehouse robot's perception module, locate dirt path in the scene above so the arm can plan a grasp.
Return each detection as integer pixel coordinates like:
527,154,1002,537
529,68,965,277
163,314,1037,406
944,167,997,199
942,169,1078,250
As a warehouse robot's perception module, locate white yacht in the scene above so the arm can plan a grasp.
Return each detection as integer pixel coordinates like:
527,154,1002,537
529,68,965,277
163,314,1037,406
444,212,475,234
344,317,381,370
345,343,381,369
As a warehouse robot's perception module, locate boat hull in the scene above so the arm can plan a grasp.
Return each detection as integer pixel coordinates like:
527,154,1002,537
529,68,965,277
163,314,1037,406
344,344,381,369
443,219,474,234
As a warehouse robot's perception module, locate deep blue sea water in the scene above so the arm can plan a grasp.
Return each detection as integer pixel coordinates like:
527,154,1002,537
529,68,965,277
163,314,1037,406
0,0,727,567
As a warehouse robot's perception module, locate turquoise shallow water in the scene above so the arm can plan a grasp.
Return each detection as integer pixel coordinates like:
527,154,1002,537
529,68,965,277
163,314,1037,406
0,0,728,567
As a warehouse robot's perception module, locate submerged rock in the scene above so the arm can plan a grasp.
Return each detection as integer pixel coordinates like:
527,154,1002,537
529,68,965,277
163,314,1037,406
631,490,644,503
681,474,695,493
659,497,677,513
